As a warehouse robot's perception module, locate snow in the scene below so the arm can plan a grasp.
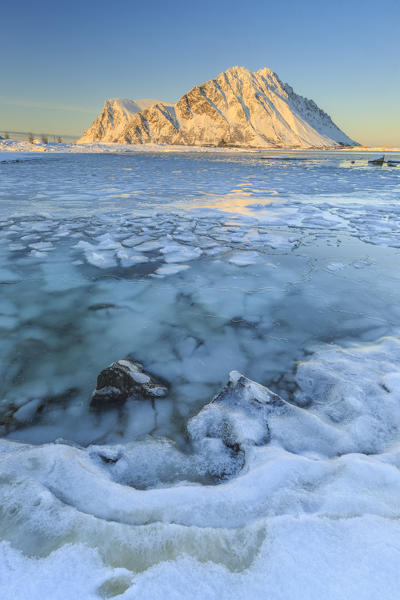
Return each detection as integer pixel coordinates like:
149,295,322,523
1,138,399,156
0,138,258,154
2,345,400,597
77,97,171,143
0,149,400,598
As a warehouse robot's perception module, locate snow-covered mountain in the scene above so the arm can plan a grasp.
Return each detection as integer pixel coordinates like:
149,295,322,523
79,67,357,148
78,98,167,143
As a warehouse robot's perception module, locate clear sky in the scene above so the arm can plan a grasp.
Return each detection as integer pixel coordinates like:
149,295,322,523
1,0,399,145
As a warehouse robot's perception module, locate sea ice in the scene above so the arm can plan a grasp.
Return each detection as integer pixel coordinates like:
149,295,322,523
1,150,400,598
228,251,260,266
0,268,20,283
155,264,190,276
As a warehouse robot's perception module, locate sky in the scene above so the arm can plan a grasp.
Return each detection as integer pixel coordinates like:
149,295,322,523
1,0,399,145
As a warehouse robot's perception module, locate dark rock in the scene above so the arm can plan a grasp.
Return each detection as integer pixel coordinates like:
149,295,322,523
368,156,385,166
91,359,168,408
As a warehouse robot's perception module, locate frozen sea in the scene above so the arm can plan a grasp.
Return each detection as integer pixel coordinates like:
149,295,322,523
1,149,400,599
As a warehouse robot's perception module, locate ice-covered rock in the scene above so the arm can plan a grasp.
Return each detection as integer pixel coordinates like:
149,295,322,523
187,367,375,459
187,371,282,450
91,359,168,408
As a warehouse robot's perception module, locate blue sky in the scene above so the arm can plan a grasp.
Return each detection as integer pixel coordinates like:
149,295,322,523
1,0,399,145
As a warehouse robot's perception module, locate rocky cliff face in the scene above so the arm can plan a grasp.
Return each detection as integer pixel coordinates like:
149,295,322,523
80,67,357,148
78,98,166,143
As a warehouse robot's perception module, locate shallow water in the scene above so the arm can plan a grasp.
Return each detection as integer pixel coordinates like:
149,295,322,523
1,150,399,444
1,150,400,599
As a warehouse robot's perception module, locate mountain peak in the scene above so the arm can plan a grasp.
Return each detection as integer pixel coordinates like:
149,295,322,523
79,67,357,148
221,65,252,77
255,66,278,78
79,97,167,143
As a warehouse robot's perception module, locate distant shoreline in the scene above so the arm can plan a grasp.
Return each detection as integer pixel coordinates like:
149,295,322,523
0,138,399,155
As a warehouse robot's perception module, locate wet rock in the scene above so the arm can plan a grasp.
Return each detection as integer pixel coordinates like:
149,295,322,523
91,359,168,408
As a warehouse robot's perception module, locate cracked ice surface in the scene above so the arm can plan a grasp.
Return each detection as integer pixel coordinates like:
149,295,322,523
0,150,400,599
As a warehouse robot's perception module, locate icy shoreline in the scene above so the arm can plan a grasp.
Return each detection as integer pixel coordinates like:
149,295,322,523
2,337,400,598
1,138,400,156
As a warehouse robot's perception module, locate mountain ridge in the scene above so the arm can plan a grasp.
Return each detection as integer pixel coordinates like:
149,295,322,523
78,66,357,148
78,98,170,143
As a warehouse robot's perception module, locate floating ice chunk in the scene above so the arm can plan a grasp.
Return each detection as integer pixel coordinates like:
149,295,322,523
20,234,40,242
261,234,293,249
173,233,199,243
197,239,219,249
116,248,149,267
29,242,55,252
8,243,25,251
85,250,117,269
228,251,260,266
54,226,71,238
155,264,190,276
120,235,148,247
134,240,165,252
74,240,94,251
160,243,202,263
30,222,54,233
30,250,48,258
95,233,121,250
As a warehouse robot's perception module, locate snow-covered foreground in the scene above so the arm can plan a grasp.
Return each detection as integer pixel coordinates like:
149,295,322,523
0,151,400,599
